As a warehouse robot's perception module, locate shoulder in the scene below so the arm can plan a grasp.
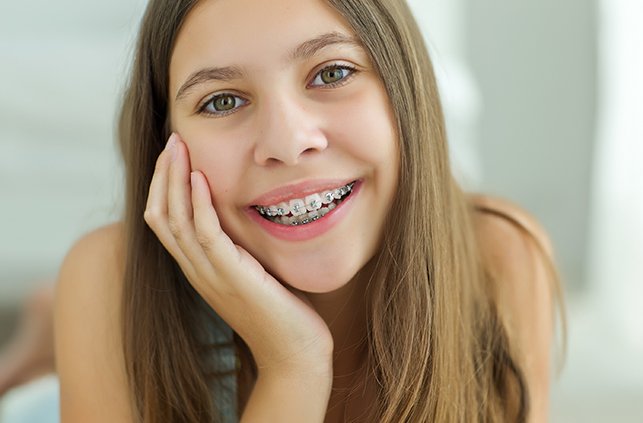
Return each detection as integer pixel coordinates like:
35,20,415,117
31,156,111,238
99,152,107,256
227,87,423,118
58,222,126,286
468,194,558,422
469,194,556,303
56,223,126,326
469,193,553,260
467,193,556,338
54,222,135,421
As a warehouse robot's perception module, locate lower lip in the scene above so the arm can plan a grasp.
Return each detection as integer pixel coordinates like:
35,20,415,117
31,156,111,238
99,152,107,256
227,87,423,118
246,181,362,242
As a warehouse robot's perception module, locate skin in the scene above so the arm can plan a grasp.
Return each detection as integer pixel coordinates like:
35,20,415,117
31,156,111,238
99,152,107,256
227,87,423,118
167,0,398,294
52,196,556,422
471,195,557,422
145,0,398,418
52,0,555,421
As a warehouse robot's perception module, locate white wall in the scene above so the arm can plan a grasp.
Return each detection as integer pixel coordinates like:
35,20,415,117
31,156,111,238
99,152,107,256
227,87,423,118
408,0,483,189
587,0,643,353
0,0,146,305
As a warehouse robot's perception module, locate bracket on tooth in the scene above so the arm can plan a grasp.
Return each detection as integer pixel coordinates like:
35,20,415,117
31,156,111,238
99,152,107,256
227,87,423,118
256,182,354,220
305,193,323,212
290,199,307,216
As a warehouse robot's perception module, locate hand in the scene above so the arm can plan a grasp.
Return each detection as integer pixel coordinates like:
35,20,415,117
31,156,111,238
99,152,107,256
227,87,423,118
143,133,334,377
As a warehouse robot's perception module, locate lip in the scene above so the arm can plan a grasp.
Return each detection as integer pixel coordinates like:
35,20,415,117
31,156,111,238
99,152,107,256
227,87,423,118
249,178,356,206
246,180,362,242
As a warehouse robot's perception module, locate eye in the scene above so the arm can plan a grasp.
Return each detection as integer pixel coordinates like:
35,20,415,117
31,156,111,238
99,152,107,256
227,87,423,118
197,93,249,117
309,64,357,88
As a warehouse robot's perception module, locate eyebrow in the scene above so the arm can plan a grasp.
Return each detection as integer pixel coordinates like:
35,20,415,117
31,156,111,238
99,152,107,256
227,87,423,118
175,32,363,101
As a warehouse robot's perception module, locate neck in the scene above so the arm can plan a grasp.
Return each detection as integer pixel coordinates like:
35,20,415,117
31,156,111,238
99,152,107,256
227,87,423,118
303,261,375,422
304,261,372,371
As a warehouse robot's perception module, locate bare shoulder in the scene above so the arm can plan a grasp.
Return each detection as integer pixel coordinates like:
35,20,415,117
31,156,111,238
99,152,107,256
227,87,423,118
57,222,126,290
469,193,553,259
468,193,556,328
469,194,558,422
54,222,135,422
55,222,126,321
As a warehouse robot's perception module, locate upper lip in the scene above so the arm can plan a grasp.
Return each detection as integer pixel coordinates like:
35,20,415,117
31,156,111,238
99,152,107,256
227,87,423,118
249,178,356,206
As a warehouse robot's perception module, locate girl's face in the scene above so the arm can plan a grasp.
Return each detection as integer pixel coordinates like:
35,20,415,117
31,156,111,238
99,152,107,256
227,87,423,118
169,0,399,293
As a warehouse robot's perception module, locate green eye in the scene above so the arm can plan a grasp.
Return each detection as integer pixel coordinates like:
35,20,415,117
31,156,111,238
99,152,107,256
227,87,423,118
310,64,357,87
199,94,248,116
320,68,344,84
214,95,236,111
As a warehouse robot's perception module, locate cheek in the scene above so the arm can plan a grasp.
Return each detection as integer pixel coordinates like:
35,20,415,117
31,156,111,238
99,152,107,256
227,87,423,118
182,134,247,209
326,82,398,164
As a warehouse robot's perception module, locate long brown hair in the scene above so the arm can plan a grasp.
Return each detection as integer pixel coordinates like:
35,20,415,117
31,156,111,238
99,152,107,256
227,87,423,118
118,0,561,421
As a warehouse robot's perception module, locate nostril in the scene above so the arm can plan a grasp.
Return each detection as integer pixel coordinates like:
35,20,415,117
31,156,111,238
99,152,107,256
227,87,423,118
263,157,284,167
301,147,319,155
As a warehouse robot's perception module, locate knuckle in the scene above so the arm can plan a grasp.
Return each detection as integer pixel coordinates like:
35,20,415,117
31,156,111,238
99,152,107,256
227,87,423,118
167,215,186,238
195,231,215,252
143,208,161,227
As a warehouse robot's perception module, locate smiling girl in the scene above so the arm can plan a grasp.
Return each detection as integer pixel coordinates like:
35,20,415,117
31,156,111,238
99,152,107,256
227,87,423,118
54,0,563,422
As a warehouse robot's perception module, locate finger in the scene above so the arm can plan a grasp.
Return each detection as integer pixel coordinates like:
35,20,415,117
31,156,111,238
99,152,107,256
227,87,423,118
190,170,238,261
191,170,249,297
143,134,197,278
166,139,217,279
167,139,194,238
191,171,287,293
144,133,175,219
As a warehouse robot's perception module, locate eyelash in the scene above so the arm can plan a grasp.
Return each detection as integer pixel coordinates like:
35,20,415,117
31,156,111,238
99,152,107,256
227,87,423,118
196,63,358,118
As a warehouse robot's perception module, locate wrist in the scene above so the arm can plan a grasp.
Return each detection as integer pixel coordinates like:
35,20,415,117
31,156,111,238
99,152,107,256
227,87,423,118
241,367,332,423
252,342,334,381
257,358,333,386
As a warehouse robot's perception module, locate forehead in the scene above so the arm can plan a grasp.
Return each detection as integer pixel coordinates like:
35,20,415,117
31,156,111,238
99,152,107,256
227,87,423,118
171,0,358,73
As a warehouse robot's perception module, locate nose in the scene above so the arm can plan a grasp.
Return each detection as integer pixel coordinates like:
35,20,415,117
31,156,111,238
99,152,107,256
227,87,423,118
253,93,328,167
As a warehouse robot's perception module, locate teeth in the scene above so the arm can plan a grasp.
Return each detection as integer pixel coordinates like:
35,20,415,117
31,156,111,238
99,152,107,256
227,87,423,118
289,199,306,216
305,193,322,212
277,202,290,216
256,181,355,224
281,216,292,225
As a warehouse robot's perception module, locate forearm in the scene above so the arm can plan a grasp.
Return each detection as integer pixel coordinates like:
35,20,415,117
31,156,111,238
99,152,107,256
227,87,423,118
240,370,332,423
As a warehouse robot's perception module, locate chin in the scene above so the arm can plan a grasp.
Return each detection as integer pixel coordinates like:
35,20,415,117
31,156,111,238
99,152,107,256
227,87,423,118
269,255,366,294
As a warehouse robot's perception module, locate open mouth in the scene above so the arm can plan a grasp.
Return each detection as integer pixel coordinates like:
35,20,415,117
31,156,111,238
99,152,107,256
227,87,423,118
254,181,356,226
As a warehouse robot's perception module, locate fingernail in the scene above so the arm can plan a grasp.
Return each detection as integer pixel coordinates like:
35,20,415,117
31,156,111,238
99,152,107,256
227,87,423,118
166,133,178,161
166,133,177,150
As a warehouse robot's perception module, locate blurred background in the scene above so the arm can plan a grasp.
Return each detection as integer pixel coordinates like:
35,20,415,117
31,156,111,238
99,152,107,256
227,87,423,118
0,0,641,421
